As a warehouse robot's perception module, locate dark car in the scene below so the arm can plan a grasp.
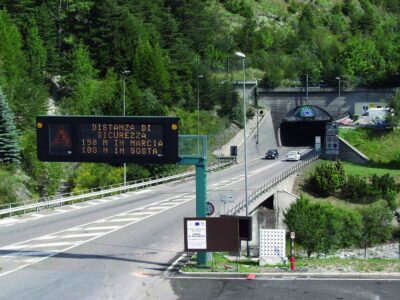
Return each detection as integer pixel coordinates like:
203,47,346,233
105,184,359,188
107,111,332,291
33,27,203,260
265,149,279,159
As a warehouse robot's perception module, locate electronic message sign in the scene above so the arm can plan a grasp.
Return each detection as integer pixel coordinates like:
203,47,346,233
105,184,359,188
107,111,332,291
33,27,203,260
36,116,179,164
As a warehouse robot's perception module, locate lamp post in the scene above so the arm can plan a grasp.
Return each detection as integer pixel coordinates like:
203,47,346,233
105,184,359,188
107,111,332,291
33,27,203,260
256,78,259,145
197,75,204,155
235,51,249,257
122,70,131,186
336,76,341,117
306,73,309,102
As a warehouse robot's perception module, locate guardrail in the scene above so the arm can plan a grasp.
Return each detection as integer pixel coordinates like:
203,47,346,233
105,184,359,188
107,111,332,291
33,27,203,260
227,155,319,215
0,160,234,217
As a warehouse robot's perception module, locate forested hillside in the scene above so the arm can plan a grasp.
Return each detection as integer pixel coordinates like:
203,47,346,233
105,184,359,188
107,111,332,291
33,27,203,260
1,0,400,205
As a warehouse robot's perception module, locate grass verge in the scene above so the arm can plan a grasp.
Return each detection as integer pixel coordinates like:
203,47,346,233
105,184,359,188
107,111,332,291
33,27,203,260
181,253,400,273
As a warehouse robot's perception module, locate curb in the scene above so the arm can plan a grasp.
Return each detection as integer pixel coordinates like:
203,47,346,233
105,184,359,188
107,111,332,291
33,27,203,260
177,270,400,279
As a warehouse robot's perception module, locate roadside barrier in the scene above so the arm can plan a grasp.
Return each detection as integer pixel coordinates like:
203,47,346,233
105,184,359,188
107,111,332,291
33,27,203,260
0,160,234,217
226,154,319,215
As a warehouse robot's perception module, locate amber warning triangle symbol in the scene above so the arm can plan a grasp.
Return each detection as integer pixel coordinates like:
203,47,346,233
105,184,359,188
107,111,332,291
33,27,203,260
52,126,72,146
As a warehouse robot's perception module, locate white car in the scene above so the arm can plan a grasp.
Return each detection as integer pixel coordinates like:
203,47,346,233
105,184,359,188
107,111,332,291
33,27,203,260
286,151,301,161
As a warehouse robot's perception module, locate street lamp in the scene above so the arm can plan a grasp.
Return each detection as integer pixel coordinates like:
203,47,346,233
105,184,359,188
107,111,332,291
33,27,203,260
235,51,250,257
306,73,309,102
336,76,341,117
122,70,131,186
197,75,204,155
255,78,259,145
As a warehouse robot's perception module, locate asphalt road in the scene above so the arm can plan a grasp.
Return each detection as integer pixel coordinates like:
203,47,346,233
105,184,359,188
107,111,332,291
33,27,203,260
1,148,398,300
169,277,400,300
0,145,310,299
0,116,394,299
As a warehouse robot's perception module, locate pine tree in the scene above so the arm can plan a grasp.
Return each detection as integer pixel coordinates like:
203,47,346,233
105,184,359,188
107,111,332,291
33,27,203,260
0,88,20,164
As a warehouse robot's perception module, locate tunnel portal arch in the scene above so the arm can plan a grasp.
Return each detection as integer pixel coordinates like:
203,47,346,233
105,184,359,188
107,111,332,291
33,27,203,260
280,105,333,146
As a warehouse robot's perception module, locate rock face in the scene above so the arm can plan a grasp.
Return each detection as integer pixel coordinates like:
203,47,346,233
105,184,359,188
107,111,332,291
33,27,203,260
334,243,400,260
297,243,400,260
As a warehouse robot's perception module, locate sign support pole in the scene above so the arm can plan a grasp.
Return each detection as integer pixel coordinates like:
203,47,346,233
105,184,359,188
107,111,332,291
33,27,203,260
179,135,208,265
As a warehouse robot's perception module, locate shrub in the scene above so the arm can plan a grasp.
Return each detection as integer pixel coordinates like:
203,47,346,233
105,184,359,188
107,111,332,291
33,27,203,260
284,196,364,257
341,175,372,202
370,173,399,195
306,162,341,197
72,163,123,192
0,165,30,205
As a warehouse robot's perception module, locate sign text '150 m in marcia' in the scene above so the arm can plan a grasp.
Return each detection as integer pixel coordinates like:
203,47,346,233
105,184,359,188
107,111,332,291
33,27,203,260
36,116,179,164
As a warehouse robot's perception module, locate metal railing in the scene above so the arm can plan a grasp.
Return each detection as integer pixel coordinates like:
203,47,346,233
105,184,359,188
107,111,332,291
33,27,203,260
0,160,234,217
227,155,319,215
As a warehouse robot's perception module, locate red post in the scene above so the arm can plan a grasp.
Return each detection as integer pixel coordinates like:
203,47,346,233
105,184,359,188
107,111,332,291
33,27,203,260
290,256,296,271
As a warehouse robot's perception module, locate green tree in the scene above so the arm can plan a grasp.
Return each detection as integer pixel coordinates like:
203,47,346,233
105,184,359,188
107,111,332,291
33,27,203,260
284,196,326,258
129,88,168,116
20,130,64,197
132,38,170,105
25,17,47,81
387,88,400,127
359,200,393,249
0,88,20,164
0,10,47,127
61,43,98,114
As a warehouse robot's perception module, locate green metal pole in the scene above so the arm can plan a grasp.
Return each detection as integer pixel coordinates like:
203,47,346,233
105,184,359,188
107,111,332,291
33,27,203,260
178,135,208,266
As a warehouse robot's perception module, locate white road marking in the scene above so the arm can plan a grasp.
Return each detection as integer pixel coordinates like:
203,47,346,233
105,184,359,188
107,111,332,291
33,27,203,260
91,219,108,223
0,218,21,225
61,233,103,239
0,194,193,277
134,189,152,195
84,226,121,231
30,214,45,218
0,245,27,250
108,218,139,222
70,205,83,209
128,212,151,216
5,251,60,257
27,242,79,248
65,227,82,231
147,206,170,210
34,235,59,240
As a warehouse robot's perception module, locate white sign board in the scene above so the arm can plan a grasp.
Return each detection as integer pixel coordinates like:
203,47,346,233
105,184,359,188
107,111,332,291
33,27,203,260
220,193,234,203
326,135,339,155
315,136,321,153
259,229,286,257
186,220,207,250
325,122,339,135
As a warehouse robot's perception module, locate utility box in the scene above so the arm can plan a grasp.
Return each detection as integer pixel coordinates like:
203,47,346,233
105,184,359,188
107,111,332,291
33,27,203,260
230,146,238,157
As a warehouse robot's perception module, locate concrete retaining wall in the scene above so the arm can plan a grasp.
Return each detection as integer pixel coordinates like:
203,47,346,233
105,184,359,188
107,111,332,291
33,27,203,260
320,135,370,164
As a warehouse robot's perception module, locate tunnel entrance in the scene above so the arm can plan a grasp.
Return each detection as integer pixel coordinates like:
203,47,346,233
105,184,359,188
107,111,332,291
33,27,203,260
280,105,333,147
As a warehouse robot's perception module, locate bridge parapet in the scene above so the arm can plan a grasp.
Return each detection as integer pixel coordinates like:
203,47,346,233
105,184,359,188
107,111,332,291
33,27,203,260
227,155,319,216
